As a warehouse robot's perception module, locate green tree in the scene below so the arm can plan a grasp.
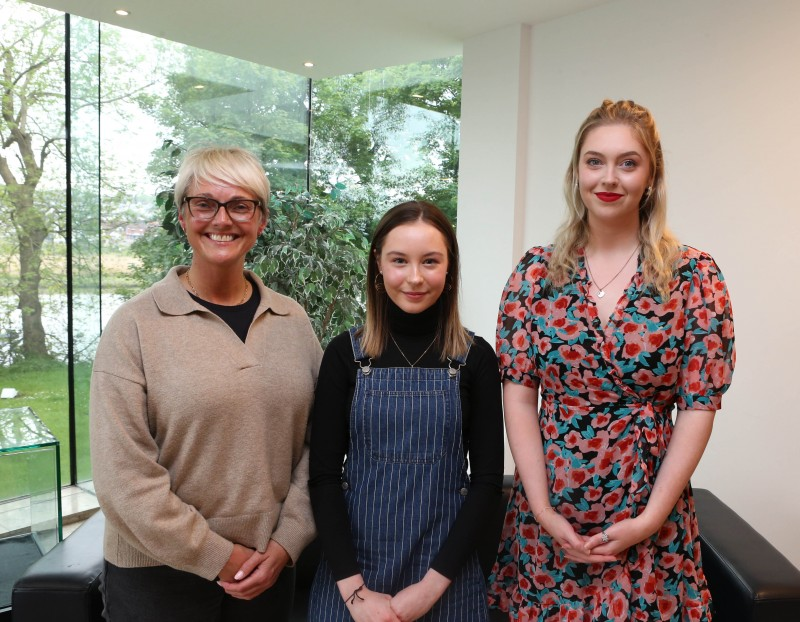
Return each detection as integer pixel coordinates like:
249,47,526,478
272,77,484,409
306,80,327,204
311,57,461,223
0,2,64,359
0,1,157,361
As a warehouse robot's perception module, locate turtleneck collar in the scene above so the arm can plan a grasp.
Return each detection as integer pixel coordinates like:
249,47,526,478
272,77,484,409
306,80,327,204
387,298,440,337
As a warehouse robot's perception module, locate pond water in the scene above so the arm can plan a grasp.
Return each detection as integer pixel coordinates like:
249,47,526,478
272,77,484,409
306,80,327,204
0,293,126,365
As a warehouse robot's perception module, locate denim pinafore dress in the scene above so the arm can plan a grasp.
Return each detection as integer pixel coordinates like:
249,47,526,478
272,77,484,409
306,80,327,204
308,328,489,621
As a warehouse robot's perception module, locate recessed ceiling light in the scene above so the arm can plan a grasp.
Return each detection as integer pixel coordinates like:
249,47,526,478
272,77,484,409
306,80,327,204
303,61,314,68
115,9,130,16
193,85,205,90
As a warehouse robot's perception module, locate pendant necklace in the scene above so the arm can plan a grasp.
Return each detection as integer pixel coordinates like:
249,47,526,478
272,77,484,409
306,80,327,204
584,246,639,299
185,269,249,304
390,333,437,367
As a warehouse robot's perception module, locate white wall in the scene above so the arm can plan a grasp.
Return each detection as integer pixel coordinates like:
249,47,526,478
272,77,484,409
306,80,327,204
458,0,800,569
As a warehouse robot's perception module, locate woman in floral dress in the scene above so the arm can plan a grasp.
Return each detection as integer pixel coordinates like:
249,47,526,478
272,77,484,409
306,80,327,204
487,100,735,621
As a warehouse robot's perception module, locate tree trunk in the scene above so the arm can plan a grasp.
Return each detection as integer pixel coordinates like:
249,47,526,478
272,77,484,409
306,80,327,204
12,184,51,359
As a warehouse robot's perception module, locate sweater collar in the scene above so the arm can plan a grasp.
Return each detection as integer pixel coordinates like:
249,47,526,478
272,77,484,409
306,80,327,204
387,298,440,337
153,266,292,317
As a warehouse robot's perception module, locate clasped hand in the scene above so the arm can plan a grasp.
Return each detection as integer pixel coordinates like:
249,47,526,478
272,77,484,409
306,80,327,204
538,510,654,564
345,570,451,622
217,540,290,600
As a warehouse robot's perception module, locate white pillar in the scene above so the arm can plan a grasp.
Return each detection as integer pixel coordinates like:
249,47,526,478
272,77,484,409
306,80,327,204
457,24,531,472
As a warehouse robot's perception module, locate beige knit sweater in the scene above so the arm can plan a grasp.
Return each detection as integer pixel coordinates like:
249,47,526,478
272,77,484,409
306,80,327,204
90,267,322,580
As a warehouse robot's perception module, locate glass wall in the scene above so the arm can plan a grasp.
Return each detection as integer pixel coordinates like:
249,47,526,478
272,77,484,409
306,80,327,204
0,0,461,495
312,58,461,225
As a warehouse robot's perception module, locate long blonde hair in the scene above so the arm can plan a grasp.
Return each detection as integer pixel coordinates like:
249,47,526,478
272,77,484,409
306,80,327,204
361,201,470,360
550,100,680,298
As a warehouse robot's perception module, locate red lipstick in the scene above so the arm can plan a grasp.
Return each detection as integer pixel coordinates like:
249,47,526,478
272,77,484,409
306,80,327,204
595,192,623,202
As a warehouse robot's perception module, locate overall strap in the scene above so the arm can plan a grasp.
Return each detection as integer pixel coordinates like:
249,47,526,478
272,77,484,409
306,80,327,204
348,326,373,375
454,330,475,365
446,330,475,377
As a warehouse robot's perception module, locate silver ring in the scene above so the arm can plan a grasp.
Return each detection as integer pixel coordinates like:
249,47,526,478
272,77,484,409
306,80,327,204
601,530,609,544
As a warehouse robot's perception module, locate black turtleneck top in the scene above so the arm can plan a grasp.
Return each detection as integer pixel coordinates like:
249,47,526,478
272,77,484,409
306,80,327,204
309,301,504,581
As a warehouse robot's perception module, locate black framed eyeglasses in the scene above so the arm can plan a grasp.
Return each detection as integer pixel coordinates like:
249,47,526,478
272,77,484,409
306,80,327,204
183,196,261,222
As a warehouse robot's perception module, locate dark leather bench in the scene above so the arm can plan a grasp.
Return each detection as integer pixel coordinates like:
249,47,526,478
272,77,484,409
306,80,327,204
10,488,800,621
694,488,800,621
10,509,104,622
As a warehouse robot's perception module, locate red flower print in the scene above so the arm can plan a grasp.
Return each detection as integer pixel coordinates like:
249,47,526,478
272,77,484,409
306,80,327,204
633,369,656,386
660,552,681,569
602,488,623,508
647,332,665,349
623,322,639,334
513,353,532,375
693,306,712,331
594,412,610,427
583,503,607,524
568,468,589,488
656,520,678,545
657,594,678,618
661,349,678,365
504,300,527,322
512,329,530,351
559,344,587,364
557,323,581,340
585,486,603,501
533,299,549,316
624,342,643,358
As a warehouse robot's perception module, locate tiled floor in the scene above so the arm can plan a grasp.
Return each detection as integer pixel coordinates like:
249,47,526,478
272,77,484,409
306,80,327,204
0,484,99,541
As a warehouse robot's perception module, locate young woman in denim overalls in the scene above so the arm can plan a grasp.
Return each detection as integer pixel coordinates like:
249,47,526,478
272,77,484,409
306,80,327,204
309,201,504,621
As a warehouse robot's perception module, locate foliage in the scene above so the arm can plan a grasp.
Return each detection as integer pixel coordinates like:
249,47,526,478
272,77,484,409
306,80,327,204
310,57,462,224
253,191,368,344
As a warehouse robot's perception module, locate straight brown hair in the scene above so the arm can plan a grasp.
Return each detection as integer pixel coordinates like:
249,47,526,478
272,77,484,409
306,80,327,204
360,201,470,360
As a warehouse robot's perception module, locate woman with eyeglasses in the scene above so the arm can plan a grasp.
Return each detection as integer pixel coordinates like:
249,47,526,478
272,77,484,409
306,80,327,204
90,146,321,621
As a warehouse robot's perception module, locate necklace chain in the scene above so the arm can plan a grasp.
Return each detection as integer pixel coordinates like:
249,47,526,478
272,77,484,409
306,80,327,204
389,333,437,367
185,269,249,305
584,246,639,299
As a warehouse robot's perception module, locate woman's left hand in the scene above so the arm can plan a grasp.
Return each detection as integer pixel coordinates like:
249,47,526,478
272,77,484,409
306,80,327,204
218,539,290,600
582,515,656,558
390,569,451,621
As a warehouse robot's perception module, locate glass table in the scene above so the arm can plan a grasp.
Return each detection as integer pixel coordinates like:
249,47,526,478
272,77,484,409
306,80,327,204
0,407,62,610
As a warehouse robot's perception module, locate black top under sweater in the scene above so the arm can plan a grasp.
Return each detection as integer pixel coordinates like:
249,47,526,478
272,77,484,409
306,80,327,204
309,300,504,581
189,275,260,342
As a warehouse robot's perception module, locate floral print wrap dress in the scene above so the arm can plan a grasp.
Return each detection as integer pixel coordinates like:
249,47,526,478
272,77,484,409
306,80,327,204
488,245,735,622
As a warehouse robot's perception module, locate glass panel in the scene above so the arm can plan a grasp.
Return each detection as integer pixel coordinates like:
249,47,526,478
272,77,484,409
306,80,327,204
0,0,70,486
311,57,462,224
100,25,311,287
70,15,102,483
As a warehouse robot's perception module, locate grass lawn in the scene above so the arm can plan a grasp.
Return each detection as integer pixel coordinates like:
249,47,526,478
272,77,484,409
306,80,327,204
0,360,92,501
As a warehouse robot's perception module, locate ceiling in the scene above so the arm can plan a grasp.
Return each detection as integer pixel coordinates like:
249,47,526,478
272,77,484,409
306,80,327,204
26,0,615,78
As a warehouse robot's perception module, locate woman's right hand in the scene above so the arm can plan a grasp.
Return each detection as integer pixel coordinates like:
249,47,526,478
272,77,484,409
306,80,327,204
538,510,618,564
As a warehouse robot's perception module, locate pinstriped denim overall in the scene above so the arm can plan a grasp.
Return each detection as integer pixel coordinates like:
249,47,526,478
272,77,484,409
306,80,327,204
308,328,489,621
